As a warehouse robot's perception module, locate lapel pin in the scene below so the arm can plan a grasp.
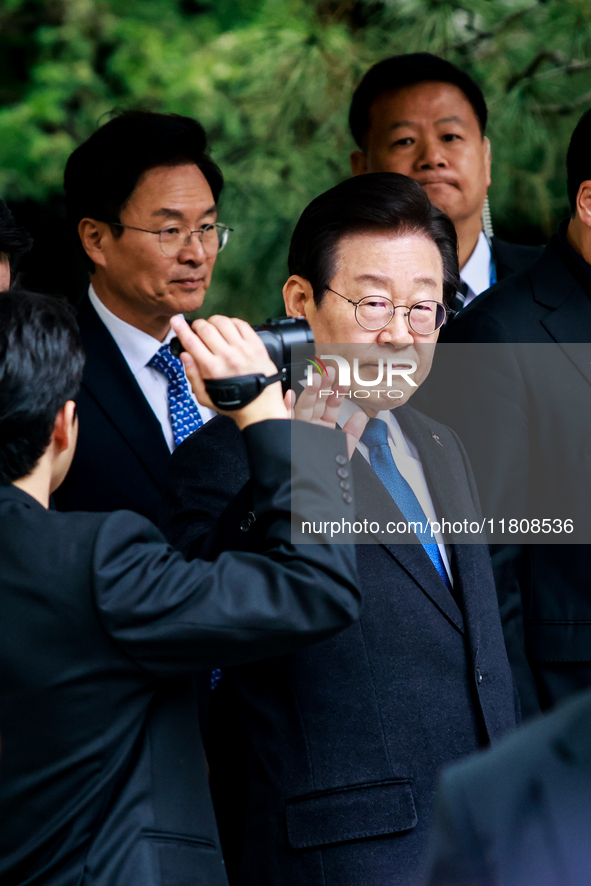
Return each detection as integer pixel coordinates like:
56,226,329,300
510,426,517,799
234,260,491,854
431,433,443,447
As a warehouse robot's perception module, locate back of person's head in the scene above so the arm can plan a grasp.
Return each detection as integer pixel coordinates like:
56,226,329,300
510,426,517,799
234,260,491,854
349,52,488,148
0,201,33,277
64,110,224,269
288,172,459,308
0,290,84,485
567,107,591,213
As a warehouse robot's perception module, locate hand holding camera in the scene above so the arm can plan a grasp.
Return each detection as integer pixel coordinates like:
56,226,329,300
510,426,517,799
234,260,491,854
170,314,289,429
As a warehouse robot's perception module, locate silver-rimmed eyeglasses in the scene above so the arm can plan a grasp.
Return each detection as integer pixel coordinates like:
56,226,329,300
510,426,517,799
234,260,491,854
327,288,448,334
110,221,233,257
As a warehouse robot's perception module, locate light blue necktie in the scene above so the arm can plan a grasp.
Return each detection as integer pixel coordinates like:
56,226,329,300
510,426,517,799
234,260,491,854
361,418,451,589
149,343,222,688
148,343,203,448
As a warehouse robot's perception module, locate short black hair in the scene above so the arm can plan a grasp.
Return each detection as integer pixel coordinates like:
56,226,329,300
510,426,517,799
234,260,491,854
0,201,33,277
567,107,591,213
349,52,488,148
288,172,459,309
64,109,224,270
0,290,85,485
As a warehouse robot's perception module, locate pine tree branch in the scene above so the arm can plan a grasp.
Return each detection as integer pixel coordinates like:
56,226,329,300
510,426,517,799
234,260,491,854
536,90,591,115
506,51,562,91
506,53,591,91
453,6,534,52
542,59,591,78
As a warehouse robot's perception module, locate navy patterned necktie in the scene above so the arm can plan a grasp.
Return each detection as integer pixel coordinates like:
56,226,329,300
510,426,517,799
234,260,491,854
149,342,221,688
148,343,203,447
361,418,451,589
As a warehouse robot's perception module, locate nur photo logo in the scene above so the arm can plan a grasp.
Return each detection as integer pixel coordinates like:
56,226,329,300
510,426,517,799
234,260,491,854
305,353,418,400
305,355,329,377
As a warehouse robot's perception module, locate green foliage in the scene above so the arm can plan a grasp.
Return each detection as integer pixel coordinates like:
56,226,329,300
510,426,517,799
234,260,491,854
1,0,590,319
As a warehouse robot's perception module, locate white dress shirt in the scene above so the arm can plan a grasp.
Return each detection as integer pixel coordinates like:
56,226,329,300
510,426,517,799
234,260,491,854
338,398,453,583
88,286,215,451
460,232,494,307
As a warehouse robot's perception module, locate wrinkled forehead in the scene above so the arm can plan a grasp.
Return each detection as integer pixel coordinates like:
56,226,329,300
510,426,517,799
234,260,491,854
331,229,443,286
366,80,484,138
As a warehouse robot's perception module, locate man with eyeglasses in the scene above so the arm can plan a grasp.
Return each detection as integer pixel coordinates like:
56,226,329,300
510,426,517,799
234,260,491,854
159,173,517,886
53,110,232,521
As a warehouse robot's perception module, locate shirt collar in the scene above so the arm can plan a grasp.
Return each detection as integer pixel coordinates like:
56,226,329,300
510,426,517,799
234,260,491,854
88,285,177,376
460,231,493,298
337,397,418,459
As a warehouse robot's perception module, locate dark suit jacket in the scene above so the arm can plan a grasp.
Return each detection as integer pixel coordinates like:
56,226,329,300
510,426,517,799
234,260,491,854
431,235,591,717
425,687,591,886
160,406,517,886
0,421,361,886
490,236,543,283
53,294,170,522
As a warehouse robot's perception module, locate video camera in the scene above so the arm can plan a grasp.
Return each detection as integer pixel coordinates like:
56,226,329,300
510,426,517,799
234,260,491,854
170,316,314,410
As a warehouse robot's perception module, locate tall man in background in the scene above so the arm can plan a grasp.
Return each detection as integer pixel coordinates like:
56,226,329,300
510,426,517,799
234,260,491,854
429,108,591,717
349,53,541,314
54,110,230,521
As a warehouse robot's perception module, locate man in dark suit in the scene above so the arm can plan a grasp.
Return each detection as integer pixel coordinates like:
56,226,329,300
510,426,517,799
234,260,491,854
425,688,591,886
349,54,541,315
0,288,361,886
160,173,518,886
429,107,591,718
53,110,230,521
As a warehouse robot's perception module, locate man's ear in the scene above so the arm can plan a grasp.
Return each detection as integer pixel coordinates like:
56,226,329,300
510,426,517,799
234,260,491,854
350,150,368,176
283,275,315,319
576,181,591,229
50,400,78,493
52,400,77,455
78,218,110,269
483,136,492,188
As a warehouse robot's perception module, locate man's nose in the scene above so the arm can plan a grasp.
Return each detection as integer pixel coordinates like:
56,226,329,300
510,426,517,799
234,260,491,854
416,135,448,169
178,231,207,263
377,308,414,345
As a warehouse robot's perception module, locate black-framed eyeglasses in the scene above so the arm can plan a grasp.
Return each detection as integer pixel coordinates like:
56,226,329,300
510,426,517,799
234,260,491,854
109,221,233,257
327,288,448,334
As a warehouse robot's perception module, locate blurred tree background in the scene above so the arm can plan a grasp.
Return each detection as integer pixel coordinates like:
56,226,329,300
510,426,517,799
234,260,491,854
1,0,590,320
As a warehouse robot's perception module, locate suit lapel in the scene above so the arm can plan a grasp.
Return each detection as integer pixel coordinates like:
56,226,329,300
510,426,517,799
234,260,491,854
396,406,480,539
351,446,464,635
526,242,591,388
491,236,516,279
77,295,170,491
490,237,543,280
399,406,497,645
542,292,591,389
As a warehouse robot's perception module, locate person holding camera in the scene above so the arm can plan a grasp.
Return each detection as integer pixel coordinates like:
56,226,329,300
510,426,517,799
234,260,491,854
160,173,517,886
0,287,361,886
